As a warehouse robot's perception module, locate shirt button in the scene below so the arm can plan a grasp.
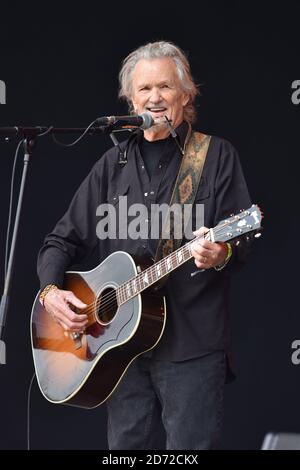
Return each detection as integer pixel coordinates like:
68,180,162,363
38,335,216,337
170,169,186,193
150,191,154,195
142,244,146,249
158,164,162,169
144,192,148,197
141,165,144,170
145,219,149,223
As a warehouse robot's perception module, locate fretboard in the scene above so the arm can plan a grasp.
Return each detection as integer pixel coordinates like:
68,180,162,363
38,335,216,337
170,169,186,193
115,204,261,306
116,232,211,306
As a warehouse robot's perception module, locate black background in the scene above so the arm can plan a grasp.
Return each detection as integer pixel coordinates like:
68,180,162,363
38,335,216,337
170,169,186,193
0,1,300,450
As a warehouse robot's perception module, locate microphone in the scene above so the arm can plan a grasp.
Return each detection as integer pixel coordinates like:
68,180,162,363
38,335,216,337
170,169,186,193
95,112,154,130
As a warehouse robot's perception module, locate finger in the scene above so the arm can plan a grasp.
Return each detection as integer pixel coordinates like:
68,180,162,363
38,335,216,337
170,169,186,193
58,319,71,331
191,238,206,254
47,307,72,331
60,304,89,324
193,226,219,251
56,312,88,331
191,243,211,255
44,289,88,328
194,258,206,268
52,298,88,325
198,239,215,250
193,226,209,237
64,291,87,309
58,318,85,333
190,244,200,258
60,298,88,321
191,244,211,260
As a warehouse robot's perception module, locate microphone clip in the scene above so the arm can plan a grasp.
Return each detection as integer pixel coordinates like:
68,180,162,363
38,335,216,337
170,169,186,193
118,149,128,166
109,130,128,166
164,116,184,156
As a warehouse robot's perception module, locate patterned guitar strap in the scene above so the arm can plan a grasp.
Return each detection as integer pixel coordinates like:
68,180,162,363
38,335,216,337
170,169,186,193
154,130,211,272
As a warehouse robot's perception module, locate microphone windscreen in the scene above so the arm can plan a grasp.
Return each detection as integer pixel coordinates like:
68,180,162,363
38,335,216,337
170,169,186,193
140,113,154,130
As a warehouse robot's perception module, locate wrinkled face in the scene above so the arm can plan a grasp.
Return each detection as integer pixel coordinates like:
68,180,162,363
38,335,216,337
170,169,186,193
131,57,189,140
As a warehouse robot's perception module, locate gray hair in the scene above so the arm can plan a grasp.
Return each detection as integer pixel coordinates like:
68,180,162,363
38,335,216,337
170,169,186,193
119,41,199,124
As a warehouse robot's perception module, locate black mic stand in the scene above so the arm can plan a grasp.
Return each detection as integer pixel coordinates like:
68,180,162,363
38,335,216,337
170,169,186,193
0,124,111,365
0,136,36,364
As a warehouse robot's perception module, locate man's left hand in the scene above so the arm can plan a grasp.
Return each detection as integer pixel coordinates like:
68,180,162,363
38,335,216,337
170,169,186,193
191,226,228,269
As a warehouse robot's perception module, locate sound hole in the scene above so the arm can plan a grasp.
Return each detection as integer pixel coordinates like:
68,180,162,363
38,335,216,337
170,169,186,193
96,287,118,325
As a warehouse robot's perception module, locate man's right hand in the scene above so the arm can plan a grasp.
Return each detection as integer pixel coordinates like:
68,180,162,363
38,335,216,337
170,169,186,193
43,288,88,332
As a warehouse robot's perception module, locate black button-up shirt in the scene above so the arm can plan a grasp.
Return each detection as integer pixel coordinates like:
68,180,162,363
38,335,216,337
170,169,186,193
37,121,252,365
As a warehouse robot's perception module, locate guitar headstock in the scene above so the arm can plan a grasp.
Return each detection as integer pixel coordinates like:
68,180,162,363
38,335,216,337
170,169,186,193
213,204,263,243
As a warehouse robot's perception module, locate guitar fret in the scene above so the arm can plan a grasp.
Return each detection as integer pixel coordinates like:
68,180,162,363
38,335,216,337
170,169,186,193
118,286,124,304
161,259,166,276
183,246,190,260
164,259,169,274
126,284,130,301
149,267,154,284
177,249,183,263
121,286,126,303
127,283,131,298
121,245,192,303
143,271,149,286
113,205,260,306
116,288,121,305
187,246,192,258
137,274,142,292
170,253,176,269
160,259,164,275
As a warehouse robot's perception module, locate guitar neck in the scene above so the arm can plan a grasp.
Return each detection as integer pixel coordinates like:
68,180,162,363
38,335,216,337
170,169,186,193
116,204,262,306
117,231,212,306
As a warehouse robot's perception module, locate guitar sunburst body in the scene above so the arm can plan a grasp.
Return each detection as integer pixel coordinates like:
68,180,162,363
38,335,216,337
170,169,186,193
31,252,166,409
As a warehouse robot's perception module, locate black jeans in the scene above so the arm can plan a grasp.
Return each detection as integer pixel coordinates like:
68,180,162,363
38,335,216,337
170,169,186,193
106,351,226,450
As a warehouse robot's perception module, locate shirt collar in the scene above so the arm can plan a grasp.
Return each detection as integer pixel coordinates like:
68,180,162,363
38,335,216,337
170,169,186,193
174,120,190,148
133,120,190,148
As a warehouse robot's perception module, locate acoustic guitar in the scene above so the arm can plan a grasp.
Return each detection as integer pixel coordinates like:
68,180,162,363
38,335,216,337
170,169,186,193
31,205,262,408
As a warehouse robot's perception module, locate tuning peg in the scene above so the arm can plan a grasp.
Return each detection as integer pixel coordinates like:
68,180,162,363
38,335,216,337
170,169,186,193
254,232,262,238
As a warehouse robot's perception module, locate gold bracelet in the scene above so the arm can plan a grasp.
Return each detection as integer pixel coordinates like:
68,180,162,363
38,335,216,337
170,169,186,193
214,243,233,272
225,242,232,261
39,284,58,306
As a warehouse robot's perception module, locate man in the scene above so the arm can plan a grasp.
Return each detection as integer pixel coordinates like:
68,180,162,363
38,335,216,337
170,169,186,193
37,41,252,449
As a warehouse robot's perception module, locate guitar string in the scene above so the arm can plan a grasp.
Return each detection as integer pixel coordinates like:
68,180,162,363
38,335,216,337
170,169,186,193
81,230,211,319
90,210,258,316
81,214,257,320
85,240,194,317
79,212,257,320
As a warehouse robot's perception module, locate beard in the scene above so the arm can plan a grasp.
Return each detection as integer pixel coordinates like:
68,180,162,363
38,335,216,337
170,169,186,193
150,116,169,129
